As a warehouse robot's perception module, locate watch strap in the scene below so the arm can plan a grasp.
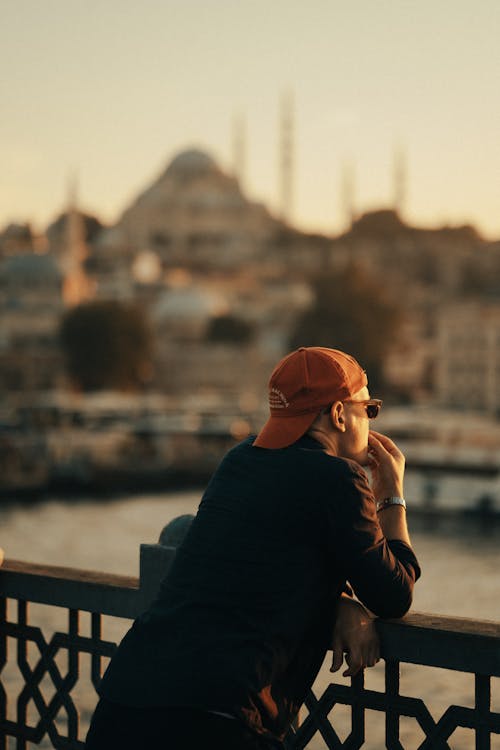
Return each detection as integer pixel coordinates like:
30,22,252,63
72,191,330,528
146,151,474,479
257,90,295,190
376,496,406,513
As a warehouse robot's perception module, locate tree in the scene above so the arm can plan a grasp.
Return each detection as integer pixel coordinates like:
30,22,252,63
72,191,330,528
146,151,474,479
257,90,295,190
289,263,403,393
205,314,254,345
59,300,153,391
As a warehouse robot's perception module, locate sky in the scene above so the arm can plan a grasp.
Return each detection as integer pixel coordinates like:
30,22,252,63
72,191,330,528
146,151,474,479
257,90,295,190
2,0,500,238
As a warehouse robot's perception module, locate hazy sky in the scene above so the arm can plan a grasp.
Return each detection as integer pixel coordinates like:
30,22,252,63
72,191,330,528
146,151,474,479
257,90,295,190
2,0,500,238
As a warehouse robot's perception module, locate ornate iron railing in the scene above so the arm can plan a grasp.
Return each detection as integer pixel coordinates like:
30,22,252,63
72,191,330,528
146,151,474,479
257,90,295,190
0,543,499,749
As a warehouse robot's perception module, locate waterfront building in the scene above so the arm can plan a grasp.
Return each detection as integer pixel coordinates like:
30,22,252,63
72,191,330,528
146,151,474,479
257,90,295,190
2,147,500,412
0,252,64,391
330,210,500,403
437,302,500,415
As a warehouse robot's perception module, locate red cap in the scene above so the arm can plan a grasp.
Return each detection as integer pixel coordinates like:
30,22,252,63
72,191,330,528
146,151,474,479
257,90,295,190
253,347,367,449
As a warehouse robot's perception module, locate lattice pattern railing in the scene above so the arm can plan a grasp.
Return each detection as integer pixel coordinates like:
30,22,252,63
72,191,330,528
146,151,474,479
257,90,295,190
0,603,117,749
286,663,500,749
1,553,499,749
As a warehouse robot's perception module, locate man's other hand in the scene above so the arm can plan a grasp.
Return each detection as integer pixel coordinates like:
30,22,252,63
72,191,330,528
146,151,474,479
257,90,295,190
368,431,405,502
330,596,380,677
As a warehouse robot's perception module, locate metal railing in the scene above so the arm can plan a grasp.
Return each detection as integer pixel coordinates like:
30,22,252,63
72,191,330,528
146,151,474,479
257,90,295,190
1,541,499,749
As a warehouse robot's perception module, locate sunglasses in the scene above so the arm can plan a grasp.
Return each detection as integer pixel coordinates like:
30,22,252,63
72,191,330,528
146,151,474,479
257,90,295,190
342,398,383,419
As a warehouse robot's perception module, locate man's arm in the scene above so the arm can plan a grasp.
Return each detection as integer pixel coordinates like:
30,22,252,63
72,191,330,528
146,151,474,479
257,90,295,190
330,429,411,671
326,436,420,620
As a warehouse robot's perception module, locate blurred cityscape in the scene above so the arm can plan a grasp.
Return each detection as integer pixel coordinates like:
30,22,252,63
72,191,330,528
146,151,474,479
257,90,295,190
1,147,500,507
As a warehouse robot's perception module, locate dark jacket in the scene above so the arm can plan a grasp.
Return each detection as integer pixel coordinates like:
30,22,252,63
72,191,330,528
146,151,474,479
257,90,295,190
99,435,420,739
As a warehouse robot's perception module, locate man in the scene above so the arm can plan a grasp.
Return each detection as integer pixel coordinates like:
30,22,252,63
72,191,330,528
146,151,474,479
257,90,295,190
86,346,420,749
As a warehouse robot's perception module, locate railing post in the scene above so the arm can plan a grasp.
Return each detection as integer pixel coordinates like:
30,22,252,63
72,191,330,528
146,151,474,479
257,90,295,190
0,597,6,750
138,514,194,611
385,659,401,749
475,674,491,750
139,544,176,608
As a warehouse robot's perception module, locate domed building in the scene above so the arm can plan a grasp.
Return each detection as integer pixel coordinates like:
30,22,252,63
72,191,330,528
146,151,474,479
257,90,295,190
86,147,334,403
97,147,281,271
0,222,36,256
0,253,62,306
153,285,228,340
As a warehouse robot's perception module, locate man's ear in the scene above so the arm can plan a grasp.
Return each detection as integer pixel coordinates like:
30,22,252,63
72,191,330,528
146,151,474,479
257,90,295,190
330,401,346,432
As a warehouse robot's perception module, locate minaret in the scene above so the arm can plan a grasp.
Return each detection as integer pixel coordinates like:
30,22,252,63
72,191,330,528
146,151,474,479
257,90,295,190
232,113,246,191
393,143,407,218
278,91,294,224
340,159,355,232
62,174,94,306
66,174,86,262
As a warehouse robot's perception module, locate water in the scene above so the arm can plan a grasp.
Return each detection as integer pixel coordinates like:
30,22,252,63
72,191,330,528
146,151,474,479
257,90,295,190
1,491,499,749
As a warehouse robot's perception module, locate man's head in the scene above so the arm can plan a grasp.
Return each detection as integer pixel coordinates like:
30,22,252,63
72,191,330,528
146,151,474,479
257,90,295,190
253,346,379,464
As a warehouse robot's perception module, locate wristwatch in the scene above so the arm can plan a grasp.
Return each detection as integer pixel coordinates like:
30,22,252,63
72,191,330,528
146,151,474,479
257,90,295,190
376,496,406,513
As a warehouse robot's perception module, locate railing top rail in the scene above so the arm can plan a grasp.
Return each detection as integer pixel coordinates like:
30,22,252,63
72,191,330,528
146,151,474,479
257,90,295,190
0,558,143,619
387,611,500,639
377,612,500,677
1,558,139,588
1,557,499,676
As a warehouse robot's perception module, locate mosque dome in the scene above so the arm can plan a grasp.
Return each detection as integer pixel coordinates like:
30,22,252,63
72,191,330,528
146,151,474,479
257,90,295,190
0,253,62,287
164,149,218,180
154,286,227,323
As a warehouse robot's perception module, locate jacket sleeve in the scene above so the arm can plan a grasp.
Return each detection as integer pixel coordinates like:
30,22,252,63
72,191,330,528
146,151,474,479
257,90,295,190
324,459,421,619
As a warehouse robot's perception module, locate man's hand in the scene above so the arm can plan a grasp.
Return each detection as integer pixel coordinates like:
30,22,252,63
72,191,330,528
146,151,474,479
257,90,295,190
368,430,412,544
330,596,380,677
367,431,405,502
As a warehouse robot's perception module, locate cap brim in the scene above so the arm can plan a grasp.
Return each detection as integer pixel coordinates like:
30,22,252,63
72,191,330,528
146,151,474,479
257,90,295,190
253,411,319,449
